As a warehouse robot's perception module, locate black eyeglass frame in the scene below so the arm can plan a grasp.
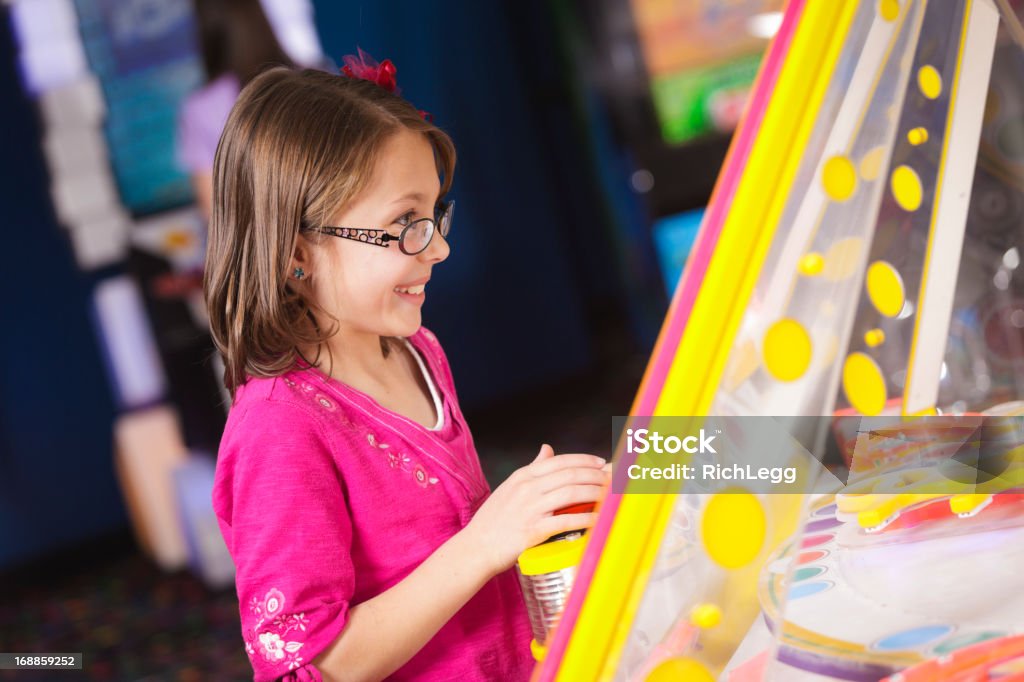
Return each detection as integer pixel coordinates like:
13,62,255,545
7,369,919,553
302,200,454,256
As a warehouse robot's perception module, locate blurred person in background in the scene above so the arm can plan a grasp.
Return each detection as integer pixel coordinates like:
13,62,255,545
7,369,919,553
177,0,294,220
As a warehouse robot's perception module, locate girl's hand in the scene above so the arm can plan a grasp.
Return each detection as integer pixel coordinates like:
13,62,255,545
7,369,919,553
463,444,610,577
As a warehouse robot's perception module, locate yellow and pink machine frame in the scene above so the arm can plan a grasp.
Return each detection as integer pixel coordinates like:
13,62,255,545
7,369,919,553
533,0,1024,680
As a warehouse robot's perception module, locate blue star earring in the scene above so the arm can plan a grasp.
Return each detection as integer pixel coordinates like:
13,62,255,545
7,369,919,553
293,267,305,280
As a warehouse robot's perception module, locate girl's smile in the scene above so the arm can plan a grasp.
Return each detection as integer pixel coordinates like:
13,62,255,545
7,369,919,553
394,277,430,304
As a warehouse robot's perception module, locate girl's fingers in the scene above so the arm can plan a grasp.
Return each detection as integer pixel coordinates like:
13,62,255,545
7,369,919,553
532,443,555,463
540,484,606,512
529,453,606,477
537,512,598,538
534,465,610,494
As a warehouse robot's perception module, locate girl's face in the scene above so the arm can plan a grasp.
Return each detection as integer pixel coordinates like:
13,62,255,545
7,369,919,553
298,128,450,340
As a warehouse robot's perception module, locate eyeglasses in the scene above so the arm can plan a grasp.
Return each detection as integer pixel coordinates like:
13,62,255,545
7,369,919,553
304,201,454,256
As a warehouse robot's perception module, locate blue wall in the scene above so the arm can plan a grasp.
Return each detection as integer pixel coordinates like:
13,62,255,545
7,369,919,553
310,0,595,408
0,10,125,570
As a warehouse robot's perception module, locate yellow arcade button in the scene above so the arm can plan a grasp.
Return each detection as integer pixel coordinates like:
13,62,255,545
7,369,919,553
517,533,588,576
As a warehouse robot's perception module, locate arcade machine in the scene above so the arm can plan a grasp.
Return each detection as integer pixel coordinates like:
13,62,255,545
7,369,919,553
521,0,1024,679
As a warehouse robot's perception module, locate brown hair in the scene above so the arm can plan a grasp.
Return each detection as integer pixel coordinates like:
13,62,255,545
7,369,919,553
193,0,294,85
204,67,456,399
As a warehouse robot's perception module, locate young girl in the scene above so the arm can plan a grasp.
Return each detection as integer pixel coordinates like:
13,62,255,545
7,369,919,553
205,59,610,682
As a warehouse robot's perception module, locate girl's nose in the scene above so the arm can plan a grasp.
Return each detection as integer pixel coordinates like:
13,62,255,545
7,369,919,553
419,230,450,264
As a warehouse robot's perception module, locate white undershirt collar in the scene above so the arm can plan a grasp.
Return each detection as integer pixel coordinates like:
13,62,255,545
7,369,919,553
402,338,444,431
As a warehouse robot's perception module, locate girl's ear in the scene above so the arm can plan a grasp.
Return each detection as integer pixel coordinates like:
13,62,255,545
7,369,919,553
290,234,313,280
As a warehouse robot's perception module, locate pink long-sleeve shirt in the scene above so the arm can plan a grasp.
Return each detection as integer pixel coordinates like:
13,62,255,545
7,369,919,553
213,327,534,681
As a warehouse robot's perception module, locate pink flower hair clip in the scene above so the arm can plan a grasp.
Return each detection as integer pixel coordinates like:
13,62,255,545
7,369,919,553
340,48,432,121
341,47,399,93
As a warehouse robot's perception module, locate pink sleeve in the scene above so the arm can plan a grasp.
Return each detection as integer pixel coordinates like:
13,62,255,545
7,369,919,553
217,399,353,681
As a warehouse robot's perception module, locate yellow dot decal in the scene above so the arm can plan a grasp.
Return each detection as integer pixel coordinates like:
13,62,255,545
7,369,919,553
763,319,812,381
702,491,766,569
822,155,857,201
859,146,886,181
690,603,723,629
866,261,905,317
879,0,900,21
645,657,716,682
843,352,887,416
864,328,886,347
823,238,864,281
907,127,929,145
799,252,825,276
918,65,942,99
891,165,923,211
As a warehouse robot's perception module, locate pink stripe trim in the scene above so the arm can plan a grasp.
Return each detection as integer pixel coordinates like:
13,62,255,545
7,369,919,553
533,3,807,679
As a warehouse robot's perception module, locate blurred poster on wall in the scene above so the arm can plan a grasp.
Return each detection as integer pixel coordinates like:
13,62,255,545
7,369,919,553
74,0,204,215
91,0,196,74
630,0,784,144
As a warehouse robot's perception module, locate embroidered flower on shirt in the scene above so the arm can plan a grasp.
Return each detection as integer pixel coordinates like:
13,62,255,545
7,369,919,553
283,377,296,387
286,653,305,671
314,393,336,411
412,464,438,487
300,382,315,393
366,432,390,449
273,612,310,635
243,588,308,670
388,451,412,470
258,632,286,662
258,631,303,663
370,434,437,487
264,588,285,617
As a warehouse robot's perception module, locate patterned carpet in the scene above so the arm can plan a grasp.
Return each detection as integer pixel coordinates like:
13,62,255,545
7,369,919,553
0,532,252,681
1,346,645,681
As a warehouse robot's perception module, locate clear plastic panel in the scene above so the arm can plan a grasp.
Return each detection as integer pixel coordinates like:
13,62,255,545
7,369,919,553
609,0,1024,680
615,1,928,679
762,3,1024,679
